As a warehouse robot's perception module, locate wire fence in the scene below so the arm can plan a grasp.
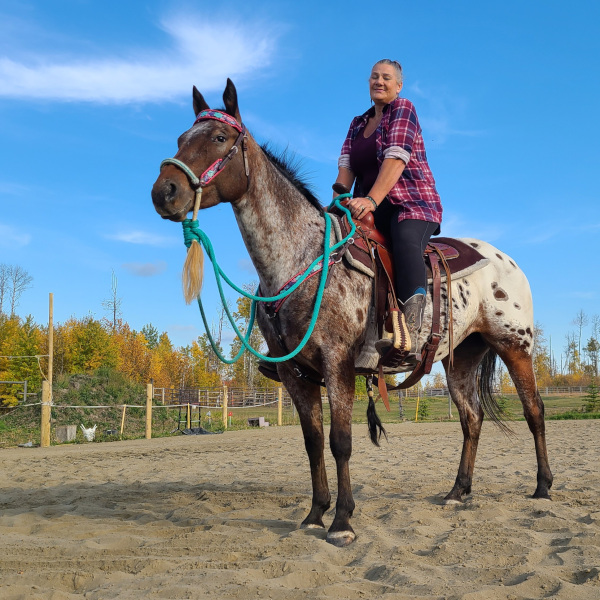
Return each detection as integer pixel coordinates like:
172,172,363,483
0,383,593,448
402,385,591,398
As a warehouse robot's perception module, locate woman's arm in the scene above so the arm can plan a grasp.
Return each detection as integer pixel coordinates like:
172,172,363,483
346,158,405,218
367,158,405,204
333,167,355,199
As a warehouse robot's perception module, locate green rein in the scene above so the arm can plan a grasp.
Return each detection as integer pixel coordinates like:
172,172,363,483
182,194,354,364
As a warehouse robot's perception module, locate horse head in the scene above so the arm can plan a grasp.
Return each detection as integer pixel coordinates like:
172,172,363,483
151,79,249,222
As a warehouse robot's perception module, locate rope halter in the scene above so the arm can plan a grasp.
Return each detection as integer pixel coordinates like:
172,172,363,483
160,109,249,219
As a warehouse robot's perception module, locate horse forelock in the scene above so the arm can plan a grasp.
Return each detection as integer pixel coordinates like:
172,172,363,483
260,144,323,213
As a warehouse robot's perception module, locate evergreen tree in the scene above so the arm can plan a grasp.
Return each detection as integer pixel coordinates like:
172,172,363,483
583,377,600,413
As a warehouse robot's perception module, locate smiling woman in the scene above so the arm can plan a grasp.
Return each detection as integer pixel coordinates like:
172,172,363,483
334,59,443,367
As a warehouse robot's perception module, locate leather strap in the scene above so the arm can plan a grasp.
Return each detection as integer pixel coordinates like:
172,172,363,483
391,249,444,391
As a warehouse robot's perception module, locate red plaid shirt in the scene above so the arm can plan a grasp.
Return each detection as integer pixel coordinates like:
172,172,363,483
339,97,442,226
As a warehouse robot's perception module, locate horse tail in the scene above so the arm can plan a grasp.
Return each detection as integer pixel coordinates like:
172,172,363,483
367,395,388,446
478,347,514,435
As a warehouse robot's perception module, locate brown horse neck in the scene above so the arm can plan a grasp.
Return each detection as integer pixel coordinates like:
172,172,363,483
231,141,328,295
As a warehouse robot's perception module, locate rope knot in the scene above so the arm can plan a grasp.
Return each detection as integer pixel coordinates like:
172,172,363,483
182,218,202,249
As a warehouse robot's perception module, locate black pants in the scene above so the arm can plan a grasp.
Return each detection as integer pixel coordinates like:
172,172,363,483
374,201,439,304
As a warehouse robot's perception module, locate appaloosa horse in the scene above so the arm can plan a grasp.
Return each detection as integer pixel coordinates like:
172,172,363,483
151,79,553,546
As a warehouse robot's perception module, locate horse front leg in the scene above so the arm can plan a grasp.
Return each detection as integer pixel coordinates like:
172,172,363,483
323,357,356,547
279,369,331,529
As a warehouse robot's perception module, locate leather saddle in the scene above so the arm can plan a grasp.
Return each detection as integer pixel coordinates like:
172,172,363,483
330,200,488,403
257,199,488,407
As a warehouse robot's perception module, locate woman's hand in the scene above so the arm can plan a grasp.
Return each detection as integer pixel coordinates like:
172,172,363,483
347,196,378,219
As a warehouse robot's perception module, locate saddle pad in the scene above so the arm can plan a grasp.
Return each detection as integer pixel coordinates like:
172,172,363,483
426,237,489,283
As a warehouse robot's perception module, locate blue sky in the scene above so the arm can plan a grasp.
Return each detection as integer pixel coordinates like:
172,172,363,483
1,0,599,372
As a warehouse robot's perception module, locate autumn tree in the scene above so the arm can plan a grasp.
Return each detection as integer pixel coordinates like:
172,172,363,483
62,315,118,373
229,284,266,388
532,321,552,387
114,323,152,384
181,340,221,388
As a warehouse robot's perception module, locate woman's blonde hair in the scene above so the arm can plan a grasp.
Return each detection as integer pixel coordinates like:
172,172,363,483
374,59,403,85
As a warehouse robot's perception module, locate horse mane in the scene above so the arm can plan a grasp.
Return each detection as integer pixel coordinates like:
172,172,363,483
260,144,324,212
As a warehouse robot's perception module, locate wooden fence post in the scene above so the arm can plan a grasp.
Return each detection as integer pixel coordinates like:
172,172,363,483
222,386,228,429
145,383,153,439
278,386,283,426
120,405,127,436
41,380,51,447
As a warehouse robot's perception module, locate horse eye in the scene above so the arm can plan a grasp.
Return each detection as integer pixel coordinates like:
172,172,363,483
215,135,227,143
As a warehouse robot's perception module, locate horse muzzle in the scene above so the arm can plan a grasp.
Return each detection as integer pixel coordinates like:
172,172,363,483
151,176,194,222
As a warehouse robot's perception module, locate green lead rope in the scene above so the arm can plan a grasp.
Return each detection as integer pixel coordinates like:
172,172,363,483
182,194,354,364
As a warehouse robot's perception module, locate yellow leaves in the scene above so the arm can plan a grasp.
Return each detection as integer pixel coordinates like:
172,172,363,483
2,313,226,392
60,316,118,374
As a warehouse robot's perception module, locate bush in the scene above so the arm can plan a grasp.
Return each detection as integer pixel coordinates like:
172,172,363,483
418,397,430,420
0,393,20,408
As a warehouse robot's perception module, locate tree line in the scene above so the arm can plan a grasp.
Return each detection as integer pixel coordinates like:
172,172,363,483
0,272,277,407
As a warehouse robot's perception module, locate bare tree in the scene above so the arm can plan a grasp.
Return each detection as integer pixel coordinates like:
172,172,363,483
572,309,589,358
592,314,600,340
102,270,122,330
8,265,33,316
0,263,9,315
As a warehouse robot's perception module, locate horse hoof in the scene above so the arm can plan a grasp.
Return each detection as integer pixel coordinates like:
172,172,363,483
443,498,461,506
326,530,356,547
301,522,325,530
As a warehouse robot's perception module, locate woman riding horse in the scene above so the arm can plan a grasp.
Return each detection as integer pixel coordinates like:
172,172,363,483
335,59,442,365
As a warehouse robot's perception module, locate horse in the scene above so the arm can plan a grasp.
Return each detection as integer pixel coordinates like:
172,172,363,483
151,79,553,547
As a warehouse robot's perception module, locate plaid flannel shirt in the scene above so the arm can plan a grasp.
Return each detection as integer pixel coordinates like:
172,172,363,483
339,97,442,225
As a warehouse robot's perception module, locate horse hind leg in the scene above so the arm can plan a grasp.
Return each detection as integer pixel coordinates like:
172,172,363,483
484,337,553,499
443,334,488,504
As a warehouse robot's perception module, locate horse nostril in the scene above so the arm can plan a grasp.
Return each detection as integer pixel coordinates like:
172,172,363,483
164,181,178,203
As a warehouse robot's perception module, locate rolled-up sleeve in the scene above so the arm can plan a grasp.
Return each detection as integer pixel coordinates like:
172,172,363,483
384,100,419,165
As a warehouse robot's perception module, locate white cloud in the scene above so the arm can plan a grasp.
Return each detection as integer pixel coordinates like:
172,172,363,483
238,258,256,274
106,230,175,246
407,82,486,144
0,15,277,103
122,261,167,277
0,223,31,248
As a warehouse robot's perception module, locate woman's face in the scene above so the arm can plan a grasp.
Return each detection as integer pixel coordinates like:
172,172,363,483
369,64,402,106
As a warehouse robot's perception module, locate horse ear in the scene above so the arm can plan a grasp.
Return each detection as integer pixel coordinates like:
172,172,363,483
223,78,242,123
193,86,209,116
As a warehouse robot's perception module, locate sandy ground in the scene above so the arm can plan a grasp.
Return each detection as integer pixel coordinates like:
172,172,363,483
0,420,599,600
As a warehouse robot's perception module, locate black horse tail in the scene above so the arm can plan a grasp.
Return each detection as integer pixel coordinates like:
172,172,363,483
478,348,514,436
367,395,388,446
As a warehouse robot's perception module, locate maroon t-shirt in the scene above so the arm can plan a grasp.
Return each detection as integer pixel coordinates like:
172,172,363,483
349,127,378,196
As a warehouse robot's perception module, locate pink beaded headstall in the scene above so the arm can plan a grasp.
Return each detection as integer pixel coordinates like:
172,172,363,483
194,109,243,133
161,109,249,193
